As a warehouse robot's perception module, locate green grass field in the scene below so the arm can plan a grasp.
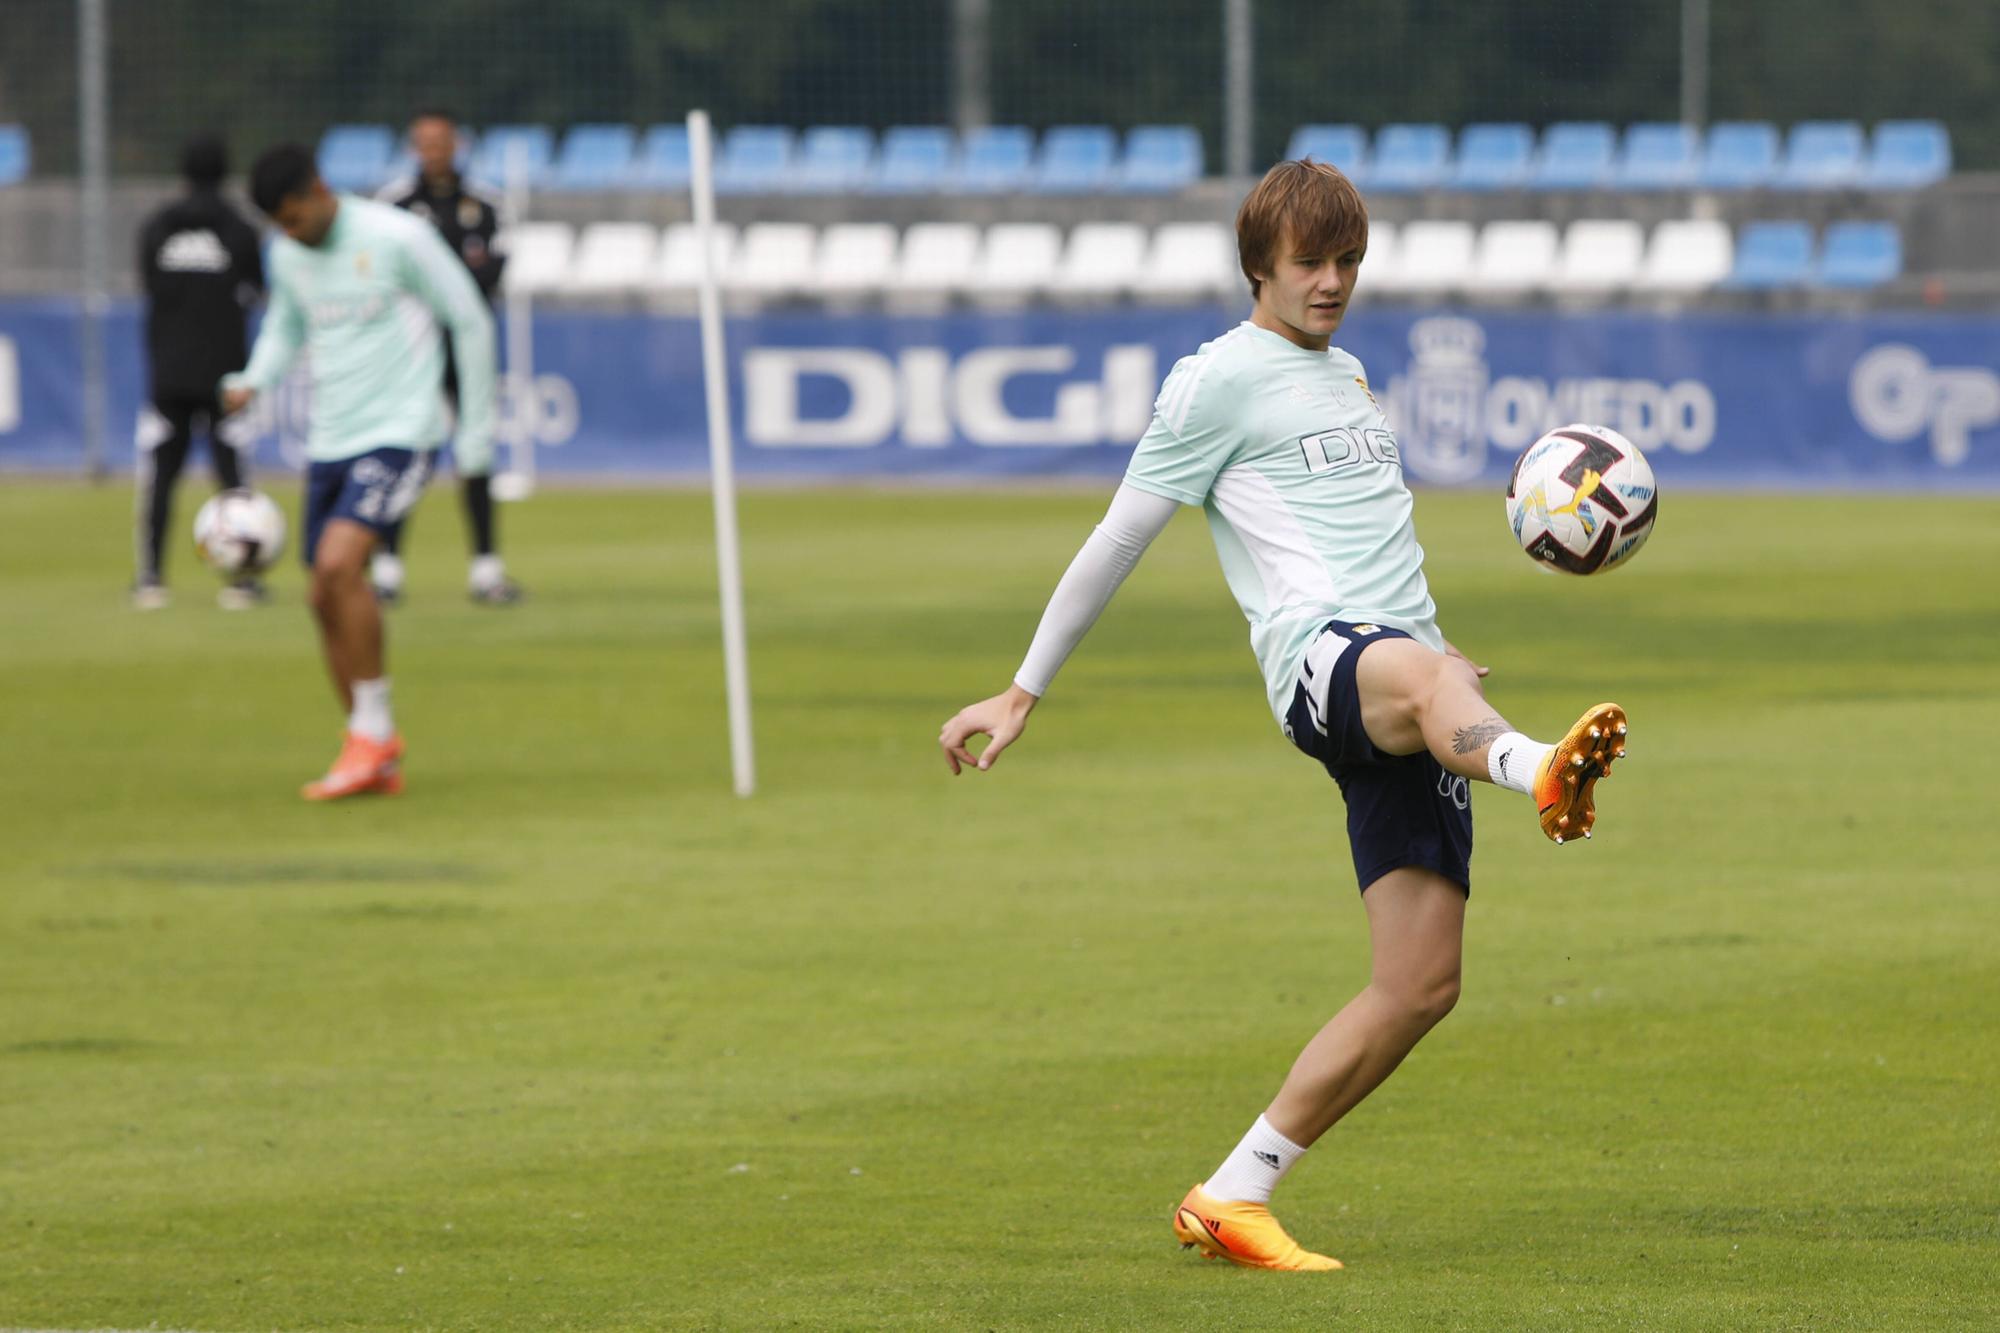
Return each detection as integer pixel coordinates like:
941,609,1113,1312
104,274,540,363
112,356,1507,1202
2,480,1996,1331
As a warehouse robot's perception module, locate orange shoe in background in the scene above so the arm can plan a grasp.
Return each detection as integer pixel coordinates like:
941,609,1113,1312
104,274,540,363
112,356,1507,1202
301,731,404,801
1172,1184,1342,1272
1535,703,1627,843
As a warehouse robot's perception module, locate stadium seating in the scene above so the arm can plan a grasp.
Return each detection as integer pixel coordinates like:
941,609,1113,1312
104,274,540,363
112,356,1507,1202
1633,219,1733,292
1727,221,1815,288
1284,124,1368,178
317,124,394,193
498,222,576,295
633,125,692,191
1368,124,1451,191
1551,220,1646,292
654,222,739,294
953,126,1035,193
548,125,637,192
1698,122,1780,189
1034,126,1118,193
568,222,657,294
1115,126,1202,193
729,223,819,297
816,224,901,299
1616,123,1700,189
0,124,27,186
1468,220,1559,293
870,127,955,193
713,126,795,194
890,222,981,301
969,223,1063,301
470,125,554,188
1451,124,1534,191
1053,223,1149,299
1816,221,1902,287
1386,220,1475,291
1357,221,1399,289
1864,121,1950,190
1144,222,1239,302
790,127,874,193
1530,122,1617,190
1774,121,1865,190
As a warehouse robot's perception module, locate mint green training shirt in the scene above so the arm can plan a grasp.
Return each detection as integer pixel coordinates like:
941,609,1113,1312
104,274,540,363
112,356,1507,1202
1124,321,1443,726
224,195,496,472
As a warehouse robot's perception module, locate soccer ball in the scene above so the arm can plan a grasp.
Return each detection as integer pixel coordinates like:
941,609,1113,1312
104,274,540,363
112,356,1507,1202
193,488,288,577
1504,425,1659,575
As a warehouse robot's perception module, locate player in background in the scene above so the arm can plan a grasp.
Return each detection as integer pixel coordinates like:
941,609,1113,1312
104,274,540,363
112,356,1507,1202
220,145,497,801
132,133,266,610
938,160,1628,1272
373,107,523,606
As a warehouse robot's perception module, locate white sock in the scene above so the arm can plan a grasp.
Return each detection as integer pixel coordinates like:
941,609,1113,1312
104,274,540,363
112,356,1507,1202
1487,731,1551,795
1202,1114,1308,1205
371,553,405,594
469,554,506,590
349,677,394,742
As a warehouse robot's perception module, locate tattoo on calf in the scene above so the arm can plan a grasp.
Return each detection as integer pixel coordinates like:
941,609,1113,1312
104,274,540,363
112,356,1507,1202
1451,717,1511,755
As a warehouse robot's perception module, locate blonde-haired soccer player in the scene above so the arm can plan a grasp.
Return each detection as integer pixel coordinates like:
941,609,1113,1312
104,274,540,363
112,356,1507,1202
938,159,1627,1271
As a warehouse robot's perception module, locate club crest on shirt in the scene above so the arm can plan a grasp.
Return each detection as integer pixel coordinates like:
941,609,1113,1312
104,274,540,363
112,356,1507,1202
1355,376,1381,412
458,199,482,229
355,251,372,277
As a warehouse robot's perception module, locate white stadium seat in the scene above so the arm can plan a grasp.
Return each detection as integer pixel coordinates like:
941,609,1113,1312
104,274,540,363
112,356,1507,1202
728,222,818,299
969,223,1063,303
1635,219,1734,292
1357,220,1400,292
567,223,658,295
889,222,981,303
1392,220,1475,293
499,222,574,296
1468,220,1559,294
1144,222,1239,303
815,223,899,300
653,222,739,296
1552,219,1646,293
1052,223,1148,300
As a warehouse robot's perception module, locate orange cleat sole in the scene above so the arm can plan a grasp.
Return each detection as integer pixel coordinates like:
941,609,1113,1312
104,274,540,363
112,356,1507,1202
1536,703,1627,844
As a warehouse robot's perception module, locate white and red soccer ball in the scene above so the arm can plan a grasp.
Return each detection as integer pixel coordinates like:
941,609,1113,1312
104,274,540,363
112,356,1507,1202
193,488,288,577
1504,424,1659,575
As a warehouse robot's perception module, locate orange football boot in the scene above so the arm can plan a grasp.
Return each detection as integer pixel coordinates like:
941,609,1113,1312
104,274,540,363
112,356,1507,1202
1534,703,1627,844
1172,1184,1342,1272
301,730,405,801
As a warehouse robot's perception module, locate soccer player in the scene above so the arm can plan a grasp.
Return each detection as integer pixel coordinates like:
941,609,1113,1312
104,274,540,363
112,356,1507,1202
220,144,497,800
937,159,1628,1271
372,107,522,606
132,133,265,609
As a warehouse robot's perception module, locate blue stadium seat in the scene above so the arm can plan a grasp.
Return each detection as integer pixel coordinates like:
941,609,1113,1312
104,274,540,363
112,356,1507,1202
470,125,554,188
1699,122,1780,188
714,126,795,194
1368,123,1450,191
953,126,1035,193
1116,125,1202,192
317,124,394,193
1864,121,1950,190
1450,123,1533,190
1032,125,1117,193
1774,121,1865,190
0,124,30,185
1617,122,1700,189
1727,221,1815,288
1530,122,1616,189
633,125,691,191
547,124,636,191
791,126,875,192
1284,124,1368,179
1817,221,1902,287
870,126,954,193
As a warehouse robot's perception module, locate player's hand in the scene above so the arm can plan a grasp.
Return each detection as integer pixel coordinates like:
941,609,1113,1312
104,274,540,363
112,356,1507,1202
220,385,255,416
1443,639,1491,678
939,685,1038,775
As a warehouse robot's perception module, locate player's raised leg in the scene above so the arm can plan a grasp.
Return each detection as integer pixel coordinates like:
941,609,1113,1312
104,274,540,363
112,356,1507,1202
303,517,403,799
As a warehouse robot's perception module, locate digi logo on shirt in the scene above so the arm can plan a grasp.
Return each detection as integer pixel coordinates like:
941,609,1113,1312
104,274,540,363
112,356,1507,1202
1299,426,1400,475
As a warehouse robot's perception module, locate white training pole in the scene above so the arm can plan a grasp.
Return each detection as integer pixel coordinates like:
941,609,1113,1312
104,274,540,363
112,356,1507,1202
687,109,757,798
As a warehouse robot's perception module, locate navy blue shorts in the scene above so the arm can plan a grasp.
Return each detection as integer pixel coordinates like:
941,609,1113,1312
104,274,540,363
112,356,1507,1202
1284,619,1474,896
302,446,435,565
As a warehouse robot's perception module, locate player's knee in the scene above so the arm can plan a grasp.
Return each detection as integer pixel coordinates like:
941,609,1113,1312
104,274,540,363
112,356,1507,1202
1381,967,1461,1029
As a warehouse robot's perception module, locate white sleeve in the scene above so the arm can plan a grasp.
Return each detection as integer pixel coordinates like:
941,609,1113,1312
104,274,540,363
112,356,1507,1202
1012,481,1182,698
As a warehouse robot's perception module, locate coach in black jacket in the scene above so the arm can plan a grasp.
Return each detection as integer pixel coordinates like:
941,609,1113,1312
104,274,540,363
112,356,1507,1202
133,134,265,609
373,107,522,605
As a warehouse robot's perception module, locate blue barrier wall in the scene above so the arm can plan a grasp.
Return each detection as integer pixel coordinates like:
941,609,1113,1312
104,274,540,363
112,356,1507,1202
4,298,1998,486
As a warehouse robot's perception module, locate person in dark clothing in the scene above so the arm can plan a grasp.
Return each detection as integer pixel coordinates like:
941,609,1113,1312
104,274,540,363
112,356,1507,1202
133,133,266,609
372,107,522,606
